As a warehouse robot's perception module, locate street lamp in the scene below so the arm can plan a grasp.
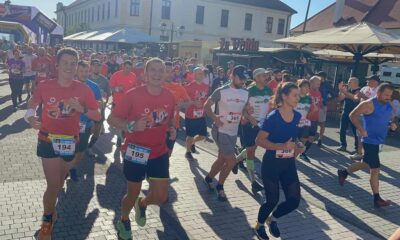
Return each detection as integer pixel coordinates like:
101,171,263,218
159,22,185,43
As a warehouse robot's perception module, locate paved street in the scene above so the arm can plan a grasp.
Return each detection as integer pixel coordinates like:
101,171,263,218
0,72,396,239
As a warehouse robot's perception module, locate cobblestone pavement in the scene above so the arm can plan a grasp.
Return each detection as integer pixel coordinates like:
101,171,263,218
0,73,389,239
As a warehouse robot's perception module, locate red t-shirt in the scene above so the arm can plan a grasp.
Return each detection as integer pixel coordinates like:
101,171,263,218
308,89,322,121
267,79,278,93
184,81,209,119
112,86,176,159
32,57,53,82
109,70,137,106
33,80,99,137
100,64,108,77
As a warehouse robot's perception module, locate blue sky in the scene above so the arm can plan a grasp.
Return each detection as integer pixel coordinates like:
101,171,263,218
11,0,335,29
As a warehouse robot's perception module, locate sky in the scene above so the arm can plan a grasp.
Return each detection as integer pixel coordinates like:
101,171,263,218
10,0,335,29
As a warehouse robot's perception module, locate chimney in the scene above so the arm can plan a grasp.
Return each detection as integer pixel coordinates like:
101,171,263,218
333,0,345,23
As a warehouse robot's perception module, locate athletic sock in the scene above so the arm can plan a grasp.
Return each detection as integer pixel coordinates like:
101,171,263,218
236,149,247,163
373,193,381,202
304,141,312,153
216,184,224,191
246,159,255,182
205,175,212,183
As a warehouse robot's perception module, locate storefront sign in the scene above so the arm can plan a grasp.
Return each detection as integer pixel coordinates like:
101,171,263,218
219,38,259,52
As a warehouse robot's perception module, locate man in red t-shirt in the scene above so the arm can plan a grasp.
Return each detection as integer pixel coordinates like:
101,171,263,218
109,60,137,108
25,48,100,239
108,58,176,239
301,75,322,162
32,47,52,86
266,69,282,93
184,67,209,161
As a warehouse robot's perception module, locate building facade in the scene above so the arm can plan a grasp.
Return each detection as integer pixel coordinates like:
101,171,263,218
56,0,296,48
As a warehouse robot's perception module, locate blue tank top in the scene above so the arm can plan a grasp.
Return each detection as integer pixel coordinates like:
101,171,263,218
362,98,392,145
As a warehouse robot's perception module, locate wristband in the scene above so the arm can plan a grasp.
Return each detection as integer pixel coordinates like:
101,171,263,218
127,121,136,133
24,108,36,123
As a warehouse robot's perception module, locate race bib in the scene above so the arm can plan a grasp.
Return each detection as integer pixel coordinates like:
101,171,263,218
38,72,47,78
11,69,21,74
226,113,241,123
50,135,76,156
275,149,294,159
193,109,204,118
125,144,151,165
299,119,311,127
79,122,86,133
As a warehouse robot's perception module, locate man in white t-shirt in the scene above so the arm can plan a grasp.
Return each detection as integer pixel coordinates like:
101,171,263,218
22,47,37,100
350,75,380,160
203,65,250,202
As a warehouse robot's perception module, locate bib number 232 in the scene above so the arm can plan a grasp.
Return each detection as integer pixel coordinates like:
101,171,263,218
125,144,151,165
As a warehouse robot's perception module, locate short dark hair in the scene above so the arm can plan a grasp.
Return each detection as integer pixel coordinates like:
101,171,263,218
56,47,79,64
273,69,281,74
316,71,327,79
297,79,310,88
123,60,133,66
282,73,291,82
165,61,173,67
78,60,89,68
377,83,394,93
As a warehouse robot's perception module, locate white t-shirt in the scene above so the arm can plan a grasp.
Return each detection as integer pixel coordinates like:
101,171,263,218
22,54,37,77
210,84,249,136
391,99,400,118
360,86,377,99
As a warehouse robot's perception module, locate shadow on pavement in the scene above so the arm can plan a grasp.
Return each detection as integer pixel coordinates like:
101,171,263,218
0,117,29,140
188,160,252,239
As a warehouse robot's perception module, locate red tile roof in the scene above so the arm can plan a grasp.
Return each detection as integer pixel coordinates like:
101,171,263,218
291,0,400,33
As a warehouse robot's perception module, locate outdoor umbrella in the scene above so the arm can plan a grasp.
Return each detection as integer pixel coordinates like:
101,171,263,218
275,22,400,76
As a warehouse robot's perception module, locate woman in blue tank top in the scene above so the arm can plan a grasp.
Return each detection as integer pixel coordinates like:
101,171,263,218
253,82,305,240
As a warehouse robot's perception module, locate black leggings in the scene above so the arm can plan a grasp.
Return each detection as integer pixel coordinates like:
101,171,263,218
9,79,24,106
257,156,301,224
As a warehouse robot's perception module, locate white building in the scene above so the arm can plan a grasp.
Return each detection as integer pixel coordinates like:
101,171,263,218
56,0,296,59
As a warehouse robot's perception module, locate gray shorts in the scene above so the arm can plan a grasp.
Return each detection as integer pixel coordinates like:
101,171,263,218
318,105,327,123
211,127,237,156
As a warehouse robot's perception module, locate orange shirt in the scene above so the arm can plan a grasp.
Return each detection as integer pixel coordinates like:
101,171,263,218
109,70,137,106
163,82,190,128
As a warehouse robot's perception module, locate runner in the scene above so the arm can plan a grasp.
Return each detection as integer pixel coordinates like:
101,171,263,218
316,71,336,146
234,68,273,194
104,52,120,79
25,48,100,239
107,58,176,240
349,75,381,160
163,61,190,156
203,65,249,201
211,67,228,93
7,49,25,110
69,60,102,181
22,47,37,101
253,82,305,240
336,77,361,152
338,83,397,208
32,47,53,86
266,69,282,93
109,60,137,146
87,59,111,156
184,67,209,161
294,79,313,162
299,76,322,162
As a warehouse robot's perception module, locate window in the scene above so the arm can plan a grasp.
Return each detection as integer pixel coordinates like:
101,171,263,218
102,3,105,20
396,73,400,78
220,9,229,28
162,0,171,20
92,7,95,22
196,6,205,24
86,9,89,22
115,0,118,17
97,5,100,21
130,0,140,16
277,18,285,35
244,13,252,31
383,72,392,77
266,17,273,33
107,2,111,19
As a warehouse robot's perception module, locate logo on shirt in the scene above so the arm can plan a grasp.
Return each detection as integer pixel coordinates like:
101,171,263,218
47,99,76,119
227,98,246,104
142,107,169,128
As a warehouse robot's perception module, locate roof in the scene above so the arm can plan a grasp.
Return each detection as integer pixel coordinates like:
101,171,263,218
222,0,297,14
292,0,400,33
63,26,158,43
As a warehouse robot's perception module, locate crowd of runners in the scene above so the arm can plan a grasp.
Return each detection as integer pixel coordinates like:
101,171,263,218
2,43,400,240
